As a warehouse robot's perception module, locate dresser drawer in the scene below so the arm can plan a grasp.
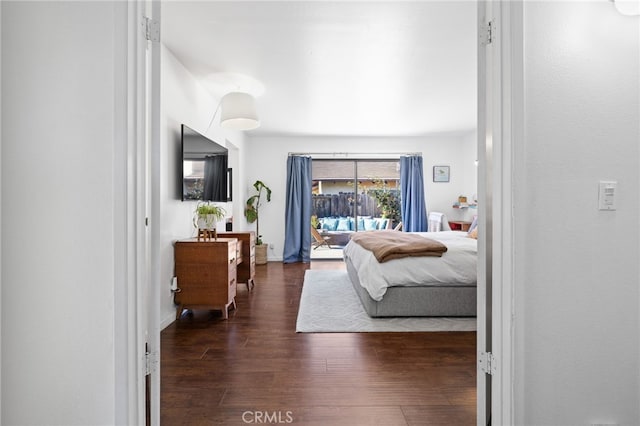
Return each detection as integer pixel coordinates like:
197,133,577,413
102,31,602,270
215,232,255,289
235,240,243,265
228,276,237,299
228,242,237,261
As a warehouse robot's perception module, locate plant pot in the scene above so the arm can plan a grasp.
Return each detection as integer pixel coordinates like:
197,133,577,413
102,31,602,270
197,214,218,230
255,244,268,265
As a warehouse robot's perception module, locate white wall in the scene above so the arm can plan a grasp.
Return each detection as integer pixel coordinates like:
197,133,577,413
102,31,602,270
159,45,247,328
1,2,121,424
514,2,639,424
246,132,477,261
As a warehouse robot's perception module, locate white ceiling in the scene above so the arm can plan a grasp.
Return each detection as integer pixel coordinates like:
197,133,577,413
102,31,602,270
162,1,477,137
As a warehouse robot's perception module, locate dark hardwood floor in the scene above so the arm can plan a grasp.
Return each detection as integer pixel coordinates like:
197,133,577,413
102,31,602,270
161,260,476,425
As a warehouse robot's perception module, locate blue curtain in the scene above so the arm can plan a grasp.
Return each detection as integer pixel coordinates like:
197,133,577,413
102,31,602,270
283,156,312,263
400,155,428,232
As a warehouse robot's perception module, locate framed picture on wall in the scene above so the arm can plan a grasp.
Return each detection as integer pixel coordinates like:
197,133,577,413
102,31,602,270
433,165,450,182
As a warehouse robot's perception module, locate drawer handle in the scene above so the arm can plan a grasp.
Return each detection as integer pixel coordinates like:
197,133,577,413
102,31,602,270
229,257,235,264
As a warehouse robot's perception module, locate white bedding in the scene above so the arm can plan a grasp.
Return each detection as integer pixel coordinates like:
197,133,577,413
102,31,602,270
342,231,477,301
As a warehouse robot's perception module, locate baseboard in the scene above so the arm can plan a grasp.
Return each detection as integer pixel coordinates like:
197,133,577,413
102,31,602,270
161,313,175,330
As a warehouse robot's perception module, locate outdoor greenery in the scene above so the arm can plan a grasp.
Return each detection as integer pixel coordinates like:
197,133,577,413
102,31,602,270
367,179,401,224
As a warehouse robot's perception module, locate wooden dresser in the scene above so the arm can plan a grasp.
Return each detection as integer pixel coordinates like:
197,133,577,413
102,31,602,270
173,238,238,319
218,232,256,291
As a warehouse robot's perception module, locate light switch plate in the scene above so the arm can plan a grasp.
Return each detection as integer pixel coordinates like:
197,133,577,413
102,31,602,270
598,181,617,211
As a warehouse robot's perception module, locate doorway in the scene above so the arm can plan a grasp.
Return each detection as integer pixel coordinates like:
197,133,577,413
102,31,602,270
151,1,502,425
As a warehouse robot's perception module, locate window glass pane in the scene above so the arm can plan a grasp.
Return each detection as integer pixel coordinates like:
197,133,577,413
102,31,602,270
356,161,401,227
312,160,353,180
311,159,401,230
356,160,400,180
312,160,355,219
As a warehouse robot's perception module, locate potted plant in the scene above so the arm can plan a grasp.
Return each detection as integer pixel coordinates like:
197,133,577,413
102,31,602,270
244,180,271,264
193,202,226,239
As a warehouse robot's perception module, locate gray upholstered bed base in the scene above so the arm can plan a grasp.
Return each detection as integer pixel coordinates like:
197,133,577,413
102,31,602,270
345,257,477,318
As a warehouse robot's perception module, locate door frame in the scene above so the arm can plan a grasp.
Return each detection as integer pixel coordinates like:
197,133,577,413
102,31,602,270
146,0,163,424
114,0,161,424
113,1,145,424
476,1,492,423
477,0,520,424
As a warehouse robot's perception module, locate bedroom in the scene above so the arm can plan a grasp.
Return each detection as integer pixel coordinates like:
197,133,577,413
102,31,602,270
157,1,480,423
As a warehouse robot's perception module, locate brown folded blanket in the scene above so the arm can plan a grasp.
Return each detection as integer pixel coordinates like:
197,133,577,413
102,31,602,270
350,230,448,263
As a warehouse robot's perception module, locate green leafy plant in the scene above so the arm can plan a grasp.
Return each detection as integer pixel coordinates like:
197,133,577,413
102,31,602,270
193,201,226,230
244,180,272,245
367,179,401,224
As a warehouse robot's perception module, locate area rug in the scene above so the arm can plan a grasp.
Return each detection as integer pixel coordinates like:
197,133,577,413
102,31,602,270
296,270,476,333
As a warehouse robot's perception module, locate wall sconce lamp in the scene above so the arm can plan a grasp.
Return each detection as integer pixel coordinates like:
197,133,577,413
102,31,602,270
207,91,260,132
612,0,640,16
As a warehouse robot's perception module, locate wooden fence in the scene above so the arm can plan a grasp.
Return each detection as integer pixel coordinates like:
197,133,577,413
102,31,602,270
312,193,381,218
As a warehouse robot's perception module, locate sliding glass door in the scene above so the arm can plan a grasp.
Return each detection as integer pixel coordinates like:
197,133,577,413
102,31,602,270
310,159,400,258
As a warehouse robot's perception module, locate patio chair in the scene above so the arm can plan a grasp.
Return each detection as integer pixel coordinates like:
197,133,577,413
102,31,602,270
311,226,332,250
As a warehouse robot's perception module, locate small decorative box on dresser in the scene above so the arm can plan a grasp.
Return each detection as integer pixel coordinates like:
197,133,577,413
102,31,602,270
173,238,238,320
218,231,256,291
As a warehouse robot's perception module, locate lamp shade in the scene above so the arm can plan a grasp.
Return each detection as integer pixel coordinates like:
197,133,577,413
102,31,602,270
220,92,260,130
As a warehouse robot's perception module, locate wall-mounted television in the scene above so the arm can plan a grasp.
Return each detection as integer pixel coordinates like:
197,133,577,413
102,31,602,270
181,124,231,202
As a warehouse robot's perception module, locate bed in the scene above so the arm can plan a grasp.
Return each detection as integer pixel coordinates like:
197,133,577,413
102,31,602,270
342,230,477,317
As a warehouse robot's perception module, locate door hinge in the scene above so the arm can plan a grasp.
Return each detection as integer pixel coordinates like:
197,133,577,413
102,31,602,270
479,351,496,375
143,17,160,43
144,350,159,376
480,20,493,46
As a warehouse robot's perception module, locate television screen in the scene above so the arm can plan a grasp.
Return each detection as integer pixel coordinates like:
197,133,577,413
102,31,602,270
181,124,231,202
